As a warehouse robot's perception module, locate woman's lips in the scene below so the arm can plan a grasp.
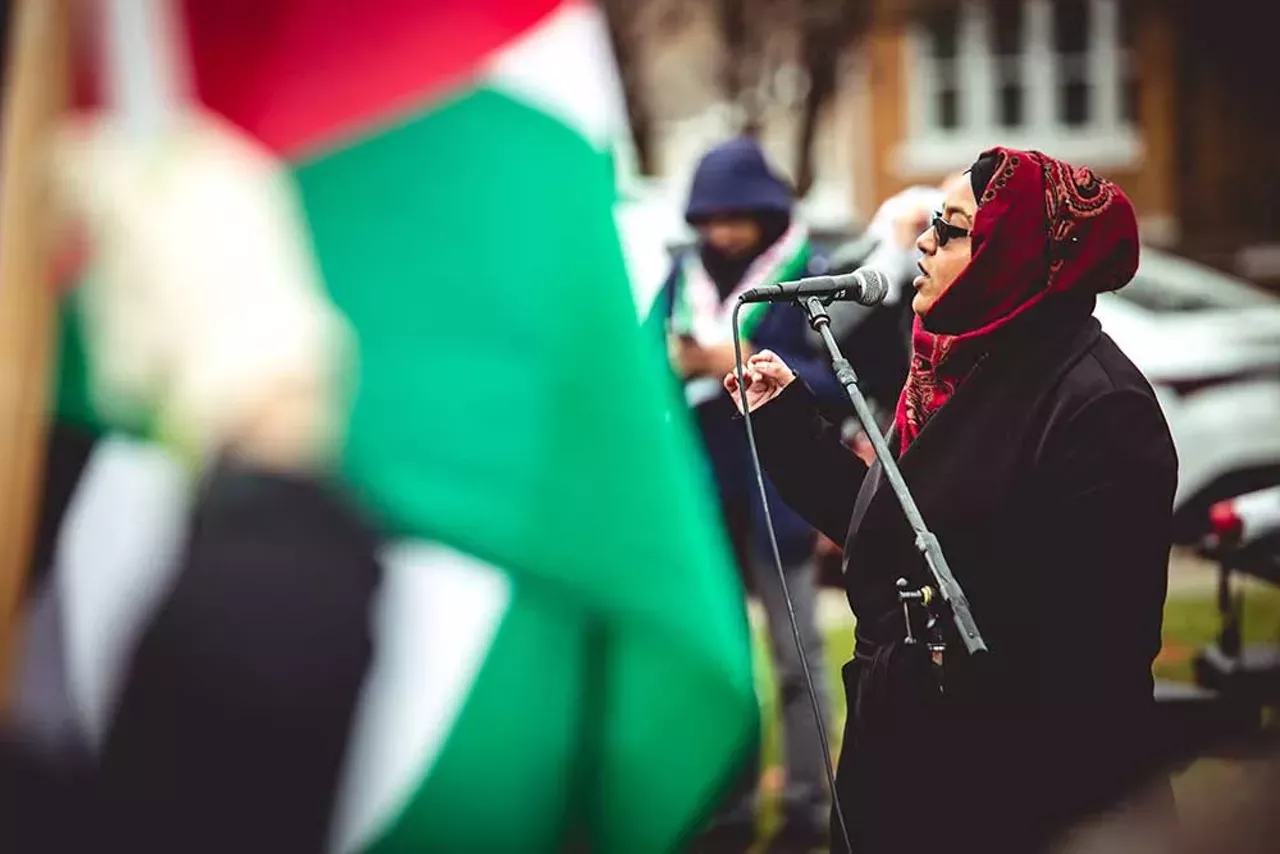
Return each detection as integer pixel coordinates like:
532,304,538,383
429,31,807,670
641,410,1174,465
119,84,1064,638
914,262,928,289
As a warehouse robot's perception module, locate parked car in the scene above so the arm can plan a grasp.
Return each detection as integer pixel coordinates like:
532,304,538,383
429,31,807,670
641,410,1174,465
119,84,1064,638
1093,249,1280,543
1151,481,1280,768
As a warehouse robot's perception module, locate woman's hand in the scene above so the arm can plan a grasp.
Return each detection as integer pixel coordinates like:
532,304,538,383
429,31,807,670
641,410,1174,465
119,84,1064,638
722,349,796,414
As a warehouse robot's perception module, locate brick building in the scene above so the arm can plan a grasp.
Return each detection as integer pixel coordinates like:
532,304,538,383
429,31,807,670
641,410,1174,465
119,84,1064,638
856,0,1280,281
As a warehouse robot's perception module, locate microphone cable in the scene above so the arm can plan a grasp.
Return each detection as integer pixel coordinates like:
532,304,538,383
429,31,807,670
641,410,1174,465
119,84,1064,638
730,301,853,854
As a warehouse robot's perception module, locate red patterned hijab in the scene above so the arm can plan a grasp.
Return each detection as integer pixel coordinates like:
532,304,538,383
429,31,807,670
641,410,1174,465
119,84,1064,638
893,147,1140,454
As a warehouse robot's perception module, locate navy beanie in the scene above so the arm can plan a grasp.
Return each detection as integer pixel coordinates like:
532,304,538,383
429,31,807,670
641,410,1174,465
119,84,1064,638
684,137,793,224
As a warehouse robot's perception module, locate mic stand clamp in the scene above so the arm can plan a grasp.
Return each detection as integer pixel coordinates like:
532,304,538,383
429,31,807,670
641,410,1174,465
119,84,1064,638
897,578,948,690
799,296,989,664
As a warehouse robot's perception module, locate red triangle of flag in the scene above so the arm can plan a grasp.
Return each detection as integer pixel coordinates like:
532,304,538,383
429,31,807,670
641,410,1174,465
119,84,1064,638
75,0,565,157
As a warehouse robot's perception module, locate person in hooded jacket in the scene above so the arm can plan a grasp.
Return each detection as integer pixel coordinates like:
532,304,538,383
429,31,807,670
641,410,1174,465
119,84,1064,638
651,137,841,850
724,147,1179,853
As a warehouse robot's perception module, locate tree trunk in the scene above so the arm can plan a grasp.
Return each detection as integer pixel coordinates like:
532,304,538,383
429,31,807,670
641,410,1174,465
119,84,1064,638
717,0,765,136
794,1,869,197
599,0,656,174
794,38,836,197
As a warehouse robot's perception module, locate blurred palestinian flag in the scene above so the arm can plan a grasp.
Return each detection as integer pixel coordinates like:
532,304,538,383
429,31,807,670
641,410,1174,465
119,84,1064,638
31,1,757,850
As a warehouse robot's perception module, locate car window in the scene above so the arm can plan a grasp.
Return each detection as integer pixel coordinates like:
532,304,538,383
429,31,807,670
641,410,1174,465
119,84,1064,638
1120,251,1278,313
1114,276,1229,313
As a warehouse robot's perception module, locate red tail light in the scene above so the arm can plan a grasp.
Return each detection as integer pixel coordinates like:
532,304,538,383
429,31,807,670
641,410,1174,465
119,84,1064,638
1206,486,1280,551
1208,499,1242,545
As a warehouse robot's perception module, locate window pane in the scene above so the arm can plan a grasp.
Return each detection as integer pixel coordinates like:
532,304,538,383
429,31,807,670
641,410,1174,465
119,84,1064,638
1058,53,1089,83
1123,72,1139,124
923,7,960,60
1119,0,1136,50
999,84,1024,127
938,88,960,130
995,55,1023,85
1060,79,1090,126
992,1,1024,57
1053,0,1089,55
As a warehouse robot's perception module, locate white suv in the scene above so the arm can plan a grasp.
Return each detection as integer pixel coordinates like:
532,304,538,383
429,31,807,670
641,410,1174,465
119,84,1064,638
1093,249,1280,542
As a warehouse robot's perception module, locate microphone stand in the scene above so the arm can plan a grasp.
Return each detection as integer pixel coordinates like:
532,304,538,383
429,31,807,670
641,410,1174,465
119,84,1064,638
799,295,988,659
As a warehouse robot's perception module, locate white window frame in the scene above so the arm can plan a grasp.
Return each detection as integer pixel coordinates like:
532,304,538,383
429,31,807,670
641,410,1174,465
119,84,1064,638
895,0,1141,177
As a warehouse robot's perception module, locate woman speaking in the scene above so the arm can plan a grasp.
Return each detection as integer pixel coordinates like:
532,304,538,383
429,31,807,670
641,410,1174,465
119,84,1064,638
725,147,1178,853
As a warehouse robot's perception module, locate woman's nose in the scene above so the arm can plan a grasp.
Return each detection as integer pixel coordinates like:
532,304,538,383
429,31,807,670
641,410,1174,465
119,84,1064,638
916,225,936,255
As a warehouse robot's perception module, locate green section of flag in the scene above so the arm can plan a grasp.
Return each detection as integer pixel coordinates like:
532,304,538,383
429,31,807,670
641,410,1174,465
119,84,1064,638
54,289,154,440
363,584,588,852
53,294,97,433
293,88,755,850
53,84,758,851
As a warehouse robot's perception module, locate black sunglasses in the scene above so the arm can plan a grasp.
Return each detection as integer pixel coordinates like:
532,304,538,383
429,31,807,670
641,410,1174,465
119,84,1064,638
931,212,971,247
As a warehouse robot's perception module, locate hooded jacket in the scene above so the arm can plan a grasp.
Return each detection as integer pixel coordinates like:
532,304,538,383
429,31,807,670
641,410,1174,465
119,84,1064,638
653,138,845,565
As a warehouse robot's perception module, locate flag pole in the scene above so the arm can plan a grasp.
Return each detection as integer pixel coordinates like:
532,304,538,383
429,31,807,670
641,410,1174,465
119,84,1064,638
102,0,189,141
0,0,72,705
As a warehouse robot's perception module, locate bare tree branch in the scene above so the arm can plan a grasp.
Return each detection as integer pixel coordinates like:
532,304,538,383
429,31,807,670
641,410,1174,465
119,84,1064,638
599,0,656,174
793,0,870,196
716,0,757,134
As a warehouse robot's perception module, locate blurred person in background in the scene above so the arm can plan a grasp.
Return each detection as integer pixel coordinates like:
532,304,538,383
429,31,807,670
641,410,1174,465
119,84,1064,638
724,147,1178,853
652,136,841,851
0,112,372,854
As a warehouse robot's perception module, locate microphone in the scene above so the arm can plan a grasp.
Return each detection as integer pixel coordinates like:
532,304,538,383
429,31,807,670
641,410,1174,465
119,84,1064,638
738,267,890,306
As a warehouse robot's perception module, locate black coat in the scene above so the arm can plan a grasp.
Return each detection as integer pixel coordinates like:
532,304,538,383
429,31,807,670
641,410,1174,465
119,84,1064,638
0,464,381,853
751,296,1178,853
